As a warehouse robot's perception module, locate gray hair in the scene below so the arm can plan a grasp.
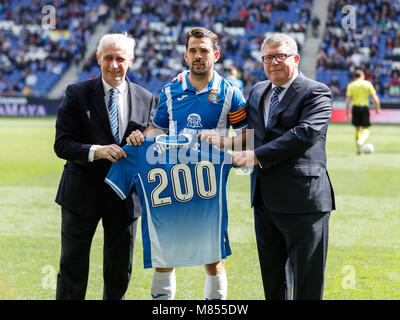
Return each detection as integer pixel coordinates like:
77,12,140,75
261,33,298,54
96,32,136,58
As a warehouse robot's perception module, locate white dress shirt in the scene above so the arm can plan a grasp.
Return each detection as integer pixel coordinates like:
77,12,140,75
263,69,299,126
88,78,130,161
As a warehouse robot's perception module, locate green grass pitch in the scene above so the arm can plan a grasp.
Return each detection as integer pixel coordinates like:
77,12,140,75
0,117,399,300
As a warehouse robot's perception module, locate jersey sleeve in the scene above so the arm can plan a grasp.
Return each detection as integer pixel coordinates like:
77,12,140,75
346,83,352,97
367,81,376,95
227,86,248,130
105,145,139,200
152,86,170,130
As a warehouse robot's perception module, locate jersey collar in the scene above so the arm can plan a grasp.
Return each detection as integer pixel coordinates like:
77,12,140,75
182,70,222,94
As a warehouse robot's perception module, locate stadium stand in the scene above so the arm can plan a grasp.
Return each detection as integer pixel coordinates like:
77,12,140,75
0,0,310,98
78,0,311,97
316,0,400,99
0,0,111,97
4,0,399,102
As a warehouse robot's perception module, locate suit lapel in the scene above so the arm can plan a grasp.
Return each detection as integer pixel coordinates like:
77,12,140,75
123,80,142,140
128,80,138,123
255,82,271,137
90,77,114,140
127,79,151,128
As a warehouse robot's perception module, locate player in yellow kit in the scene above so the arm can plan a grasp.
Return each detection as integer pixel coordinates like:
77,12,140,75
345,69,381,154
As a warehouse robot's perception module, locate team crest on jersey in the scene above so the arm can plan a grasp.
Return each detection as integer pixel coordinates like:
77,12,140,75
186,113,202,128
208,90,218,103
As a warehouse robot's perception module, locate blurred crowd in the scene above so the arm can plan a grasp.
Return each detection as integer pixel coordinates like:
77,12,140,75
80,0,311,97
10,0,400,100
0,0,311,98
316,0,400,98
0,0,111,96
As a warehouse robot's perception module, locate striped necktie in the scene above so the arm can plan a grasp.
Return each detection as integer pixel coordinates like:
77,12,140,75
108,88,120,144
268,86,284,122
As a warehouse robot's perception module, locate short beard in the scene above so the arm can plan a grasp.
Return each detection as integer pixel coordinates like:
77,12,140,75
190,64,210,76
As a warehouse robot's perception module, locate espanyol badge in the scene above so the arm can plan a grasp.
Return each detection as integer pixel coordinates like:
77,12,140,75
208,90,218,102
186,113,203,128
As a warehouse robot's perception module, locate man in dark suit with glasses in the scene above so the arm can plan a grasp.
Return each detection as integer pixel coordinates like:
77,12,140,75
233,33,335,300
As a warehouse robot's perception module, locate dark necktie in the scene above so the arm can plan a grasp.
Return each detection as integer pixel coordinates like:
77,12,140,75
268,86,284,122
108,88,120,144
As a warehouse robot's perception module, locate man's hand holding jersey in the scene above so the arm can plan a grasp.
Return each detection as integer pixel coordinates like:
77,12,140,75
232,150,259,168
126,130,145,146
94,144,127,163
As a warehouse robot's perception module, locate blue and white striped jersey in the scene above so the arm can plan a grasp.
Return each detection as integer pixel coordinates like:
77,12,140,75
153,71,247,136
105,135,234,268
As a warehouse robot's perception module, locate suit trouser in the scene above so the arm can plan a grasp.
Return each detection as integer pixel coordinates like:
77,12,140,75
254,200,330,300
56,206,137,300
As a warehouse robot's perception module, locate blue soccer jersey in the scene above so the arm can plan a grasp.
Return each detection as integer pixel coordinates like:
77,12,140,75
152,71,247,136
105,135,234,268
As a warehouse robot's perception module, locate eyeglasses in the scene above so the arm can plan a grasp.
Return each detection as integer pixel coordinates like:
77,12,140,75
261,53,295,64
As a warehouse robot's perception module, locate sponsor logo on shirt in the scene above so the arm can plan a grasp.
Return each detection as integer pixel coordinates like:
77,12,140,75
177,95,188,101
186,113,203,128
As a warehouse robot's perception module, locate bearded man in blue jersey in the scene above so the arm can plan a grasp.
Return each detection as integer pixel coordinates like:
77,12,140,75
127,27,248,300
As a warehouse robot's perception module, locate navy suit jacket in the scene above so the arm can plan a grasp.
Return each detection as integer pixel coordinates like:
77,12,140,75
54,76,156,218
248,73,335,213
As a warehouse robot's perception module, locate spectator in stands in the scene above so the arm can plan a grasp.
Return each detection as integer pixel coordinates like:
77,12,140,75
244,56,257,72
5,80,22,96
0,73,8,94
271,0,288,11
311,15,320,38
330,76,343,97
382,83,391,99
300,0,311,20
226,65,244,90
243,76,254,97
316,46,328,66
22,85,32,96
97,2,110,22
389,70,400,97
362,65,375,83
349,48,364,67
261,6,271,24
274,17,284,32
24,71,38,88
